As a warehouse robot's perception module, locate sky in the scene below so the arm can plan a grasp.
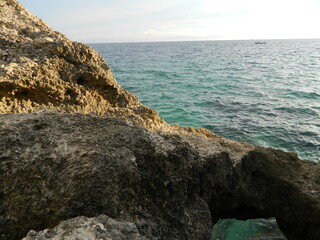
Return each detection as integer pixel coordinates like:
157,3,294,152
19,0,320,43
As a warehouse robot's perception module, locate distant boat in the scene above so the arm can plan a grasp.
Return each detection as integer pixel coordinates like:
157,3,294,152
255,41,266,44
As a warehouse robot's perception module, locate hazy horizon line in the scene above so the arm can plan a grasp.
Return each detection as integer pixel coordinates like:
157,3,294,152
86,37,320,45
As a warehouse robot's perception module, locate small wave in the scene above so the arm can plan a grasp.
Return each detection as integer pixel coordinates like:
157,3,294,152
194,100,216,108
170,81,183,85
94,40,320,163
159,94,174,100
246,61,259,65
284,89,320,99
143,69,171,78
274,106,319,117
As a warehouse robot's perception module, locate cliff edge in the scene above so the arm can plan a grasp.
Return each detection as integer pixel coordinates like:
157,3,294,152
0,1,319,240
0,0,171,132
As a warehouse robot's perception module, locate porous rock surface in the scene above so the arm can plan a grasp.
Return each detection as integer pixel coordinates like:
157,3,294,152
0,112,319,240
0,0,171,133
23,215,149,240
0,0,216,137
0,1,319,240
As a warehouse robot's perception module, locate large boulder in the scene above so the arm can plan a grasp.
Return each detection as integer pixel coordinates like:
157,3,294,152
0,112,214,240
0,112,319,240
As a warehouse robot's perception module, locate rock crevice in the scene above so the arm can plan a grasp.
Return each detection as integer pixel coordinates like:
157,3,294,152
0,112,319,240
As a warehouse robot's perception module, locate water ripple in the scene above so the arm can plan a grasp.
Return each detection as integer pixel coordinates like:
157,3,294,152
91,39,320,162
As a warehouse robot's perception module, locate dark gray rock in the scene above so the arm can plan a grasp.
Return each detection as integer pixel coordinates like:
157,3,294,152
0,111,213,240
0,112,319,240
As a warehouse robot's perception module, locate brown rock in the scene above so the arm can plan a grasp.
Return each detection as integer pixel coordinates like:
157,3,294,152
0,0,171,132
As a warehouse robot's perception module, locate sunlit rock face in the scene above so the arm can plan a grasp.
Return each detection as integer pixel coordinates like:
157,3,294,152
0,0,173,133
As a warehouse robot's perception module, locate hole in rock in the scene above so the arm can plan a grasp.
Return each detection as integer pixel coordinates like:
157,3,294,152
211,218,286,240
65,89,78,100
76,77,85,86
65,89,73,95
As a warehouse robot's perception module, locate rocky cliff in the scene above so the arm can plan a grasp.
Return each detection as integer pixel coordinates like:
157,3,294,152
0,0,170,132
0,1,319,240
0,0,214,137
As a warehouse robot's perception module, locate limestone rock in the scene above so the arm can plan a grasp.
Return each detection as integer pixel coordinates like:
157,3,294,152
0,112,214,240
0,0,171,132
0,112,319,240
0,0,218,138
23,215,149,240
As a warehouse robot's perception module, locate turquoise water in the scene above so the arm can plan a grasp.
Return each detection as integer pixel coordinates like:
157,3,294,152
211,218,286,240
90,40,320,239
91,40,320,162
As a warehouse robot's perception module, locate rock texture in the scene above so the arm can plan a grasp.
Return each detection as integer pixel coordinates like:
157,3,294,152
0,0,215,137
0,112,319,240
23,215,149,240
0,1,319,240
0,0,169,132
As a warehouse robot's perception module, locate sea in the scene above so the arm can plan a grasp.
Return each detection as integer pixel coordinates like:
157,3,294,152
90,39,320,240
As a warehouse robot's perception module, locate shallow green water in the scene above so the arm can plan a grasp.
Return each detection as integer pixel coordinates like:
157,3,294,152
91,39,320,239
211,219,286,240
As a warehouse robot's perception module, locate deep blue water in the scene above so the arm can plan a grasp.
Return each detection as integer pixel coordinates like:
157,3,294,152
90,40,320,239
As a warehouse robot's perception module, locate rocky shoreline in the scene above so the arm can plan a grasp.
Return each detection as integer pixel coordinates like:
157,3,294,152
0,1,319,240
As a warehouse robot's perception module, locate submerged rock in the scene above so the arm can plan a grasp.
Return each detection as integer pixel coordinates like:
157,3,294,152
0,1,319,240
